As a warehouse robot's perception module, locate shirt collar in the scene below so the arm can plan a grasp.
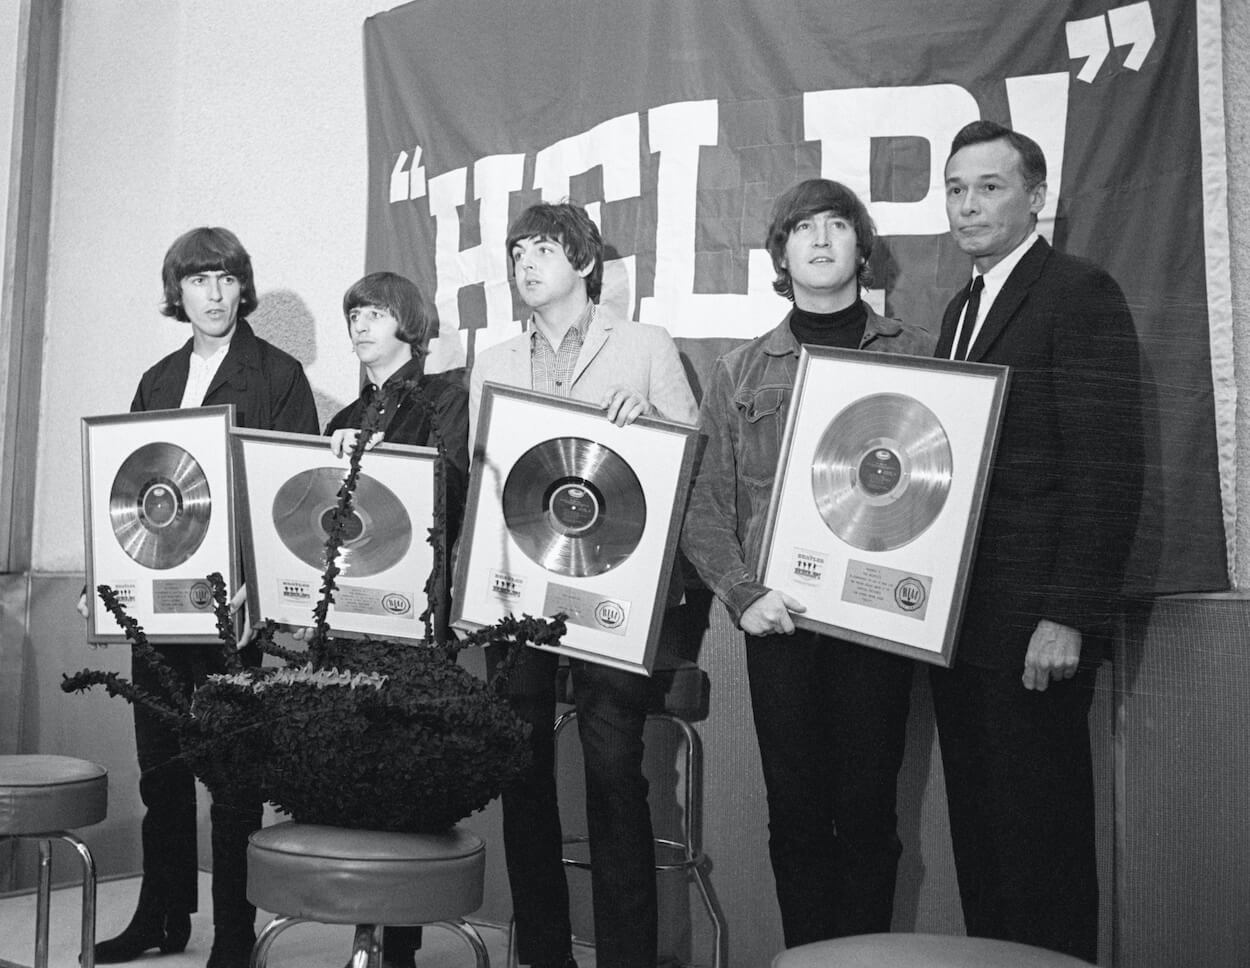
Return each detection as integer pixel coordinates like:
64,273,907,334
375,355,423,390
189,340,231,368
529,301,595,349
976,231,1040,289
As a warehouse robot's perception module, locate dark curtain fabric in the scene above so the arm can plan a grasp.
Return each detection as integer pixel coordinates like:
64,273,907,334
363,0,1228,594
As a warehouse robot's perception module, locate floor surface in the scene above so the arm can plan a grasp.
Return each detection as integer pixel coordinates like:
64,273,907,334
0,872,598,968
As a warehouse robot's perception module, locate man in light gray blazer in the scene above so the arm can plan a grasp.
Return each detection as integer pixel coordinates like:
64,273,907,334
468,223,695,450
468,201,695,968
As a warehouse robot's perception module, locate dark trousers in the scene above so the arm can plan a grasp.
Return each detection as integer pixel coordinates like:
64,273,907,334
490,646,657,968
744,631,913,949
131,643,262,934
929,661,1099,962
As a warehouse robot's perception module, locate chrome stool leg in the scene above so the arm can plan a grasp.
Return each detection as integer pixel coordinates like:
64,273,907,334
249,915,306,968
432,920,490,968
35,839,52,968
506,916,519,968
544,709,725,968
61,832,99,968
27,831,99,968
349,923,381,968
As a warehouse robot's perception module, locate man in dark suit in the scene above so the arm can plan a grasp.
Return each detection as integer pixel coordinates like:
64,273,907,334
932,121,1142,961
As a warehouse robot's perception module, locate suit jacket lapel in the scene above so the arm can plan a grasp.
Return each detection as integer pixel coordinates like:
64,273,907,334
148,344,193,409
507,335,531,387
570,311,611,387
966,238,1051,362
935,292,965,359
204,318,257,401
205,349,244,402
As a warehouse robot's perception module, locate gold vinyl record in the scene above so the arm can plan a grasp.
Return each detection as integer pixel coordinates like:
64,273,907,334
811,393,952,552
502,437,646,578
109,441,212,569
272,468,412,578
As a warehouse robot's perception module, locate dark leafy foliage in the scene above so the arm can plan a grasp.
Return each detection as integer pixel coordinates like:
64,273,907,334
63,379,559,831
256,651,534,830
182,674,270,802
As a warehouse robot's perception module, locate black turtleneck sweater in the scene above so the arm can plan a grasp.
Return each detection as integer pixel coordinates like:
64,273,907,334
788,299,867,349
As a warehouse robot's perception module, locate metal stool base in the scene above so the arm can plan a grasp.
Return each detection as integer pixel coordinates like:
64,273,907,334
506,710,724,968
250,915,489,968
6,831,99,968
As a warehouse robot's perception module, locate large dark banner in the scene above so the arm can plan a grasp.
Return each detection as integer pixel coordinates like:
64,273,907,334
363,0,1231,594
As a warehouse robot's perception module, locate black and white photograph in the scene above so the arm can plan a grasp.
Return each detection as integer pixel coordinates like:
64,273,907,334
2,2,1247,968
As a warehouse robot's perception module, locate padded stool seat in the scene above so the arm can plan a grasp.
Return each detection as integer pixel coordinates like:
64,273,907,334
247,821,489,967
0,754,108,833
0,754,109,968
771,933,1094,968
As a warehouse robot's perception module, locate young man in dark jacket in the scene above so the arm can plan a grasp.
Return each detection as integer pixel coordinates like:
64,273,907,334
322,270,469,968
93,227,317,968
681,180,933,948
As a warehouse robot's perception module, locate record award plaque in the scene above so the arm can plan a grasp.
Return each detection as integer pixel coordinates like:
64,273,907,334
81,405,238,643
453,384,697,676
230,428,438,642
757,348,1009,666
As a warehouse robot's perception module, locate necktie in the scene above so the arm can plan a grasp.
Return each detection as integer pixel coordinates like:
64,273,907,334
952,275,984,361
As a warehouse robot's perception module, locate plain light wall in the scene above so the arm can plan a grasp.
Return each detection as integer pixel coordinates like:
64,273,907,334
0,3,20,262
33,0,399,572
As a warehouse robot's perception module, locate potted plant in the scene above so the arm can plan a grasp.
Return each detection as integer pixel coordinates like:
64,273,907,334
64,382,558,832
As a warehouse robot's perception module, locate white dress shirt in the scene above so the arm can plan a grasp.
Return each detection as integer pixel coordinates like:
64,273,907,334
180,342,231,407
948,231,1041,359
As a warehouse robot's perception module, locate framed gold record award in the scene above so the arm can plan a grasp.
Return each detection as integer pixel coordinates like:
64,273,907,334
452,384,698,676
82,405,238,644
231,428,438,642
757,347,1009,666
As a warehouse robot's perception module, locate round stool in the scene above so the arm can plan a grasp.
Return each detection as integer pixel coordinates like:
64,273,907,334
0,754,109,968
770,933,1094,967
506,661,723,968
247,821,489,967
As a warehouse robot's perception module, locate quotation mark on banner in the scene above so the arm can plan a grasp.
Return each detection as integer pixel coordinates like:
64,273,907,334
1066,1,1156,83
390,145,427,203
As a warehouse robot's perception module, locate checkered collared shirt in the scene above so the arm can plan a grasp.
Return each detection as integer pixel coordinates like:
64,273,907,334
530,302,595,396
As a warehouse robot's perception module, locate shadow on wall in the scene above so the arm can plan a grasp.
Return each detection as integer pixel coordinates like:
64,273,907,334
250,288,348,428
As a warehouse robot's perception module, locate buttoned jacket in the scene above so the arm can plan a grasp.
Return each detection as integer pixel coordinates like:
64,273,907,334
934,238,1143,668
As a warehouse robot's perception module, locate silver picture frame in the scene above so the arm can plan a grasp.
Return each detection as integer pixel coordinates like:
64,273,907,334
757,347,1009,666
452,384,698,675
81,405,238,644
231,427,440,642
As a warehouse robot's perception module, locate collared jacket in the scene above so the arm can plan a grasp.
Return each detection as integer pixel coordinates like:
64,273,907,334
680,305,934,625
130,317,318,434
325,358,470,547
935,239,1142,668
468,304,697,451
326,360,470,643
116,317,317,643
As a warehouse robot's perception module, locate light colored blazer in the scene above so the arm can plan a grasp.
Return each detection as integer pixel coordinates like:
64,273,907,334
468,306,698,451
